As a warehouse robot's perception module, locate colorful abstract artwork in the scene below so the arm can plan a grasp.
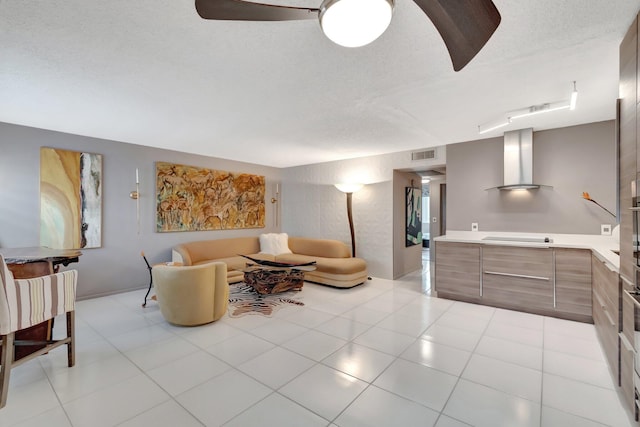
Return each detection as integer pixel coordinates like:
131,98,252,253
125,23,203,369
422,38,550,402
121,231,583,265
156,162,265,232
40,147,102,249
406,186,422,247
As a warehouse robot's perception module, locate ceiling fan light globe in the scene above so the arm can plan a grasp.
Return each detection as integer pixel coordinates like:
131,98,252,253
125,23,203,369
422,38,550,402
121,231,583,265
319,0,393,48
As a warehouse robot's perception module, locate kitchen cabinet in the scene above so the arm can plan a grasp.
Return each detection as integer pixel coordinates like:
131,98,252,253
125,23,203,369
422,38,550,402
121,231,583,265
620,14,637,282
482,245,554,313
592,253,620,381
434,241,481,303
612,13,640,425
435,241,593,321
555,248,592,323
621,276,637,420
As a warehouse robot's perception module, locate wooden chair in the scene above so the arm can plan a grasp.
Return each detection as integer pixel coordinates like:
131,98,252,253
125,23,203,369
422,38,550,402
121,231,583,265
0,254,77,408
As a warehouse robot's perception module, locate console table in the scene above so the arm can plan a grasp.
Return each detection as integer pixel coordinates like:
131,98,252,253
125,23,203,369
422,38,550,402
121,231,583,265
0,247,81,361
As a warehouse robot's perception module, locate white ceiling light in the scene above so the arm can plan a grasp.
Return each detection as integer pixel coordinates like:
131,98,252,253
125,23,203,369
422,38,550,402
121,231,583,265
569,81,578,110
319,0,394,48
508,101,572,120
478,118,511,134
477,81,578,134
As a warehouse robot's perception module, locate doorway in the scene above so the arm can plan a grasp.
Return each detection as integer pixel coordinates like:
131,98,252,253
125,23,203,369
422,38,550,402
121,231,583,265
419,169,446,241
391,167,445,284
420,170,446,291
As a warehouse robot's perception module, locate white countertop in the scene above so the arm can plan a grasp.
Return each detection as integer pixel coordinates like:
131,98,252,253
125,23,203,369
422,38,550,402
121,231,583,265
434,231,620,271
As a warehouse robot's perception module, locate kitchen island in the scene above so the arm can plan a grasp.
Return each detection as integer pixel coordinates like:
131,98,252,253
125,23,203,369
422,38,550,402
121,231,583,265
433,231,619,323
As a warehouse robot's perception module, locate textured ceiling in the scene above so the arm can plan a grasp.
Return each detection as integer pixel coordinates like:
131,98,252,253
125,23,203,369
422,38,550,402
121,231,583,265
1,0,639,167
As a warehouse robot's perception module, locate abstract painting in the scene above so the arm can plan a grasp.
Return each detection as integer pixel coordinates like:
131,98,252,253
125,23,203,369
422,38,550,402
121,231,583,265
406,186,422,247
40,147,102,249
156,162,265,232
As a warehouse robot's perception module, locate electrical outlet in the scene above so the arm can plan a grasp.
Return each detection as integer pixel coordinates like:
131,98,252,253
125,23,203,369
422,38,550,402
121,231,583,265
471,222,479,232
601,224,612,236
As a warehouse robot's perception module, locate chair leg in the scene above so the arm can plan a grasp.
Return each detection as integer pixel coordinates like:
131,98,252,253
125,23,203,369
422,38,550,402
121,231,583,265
0,333,15,409
66,311,75,368
142,254,153,308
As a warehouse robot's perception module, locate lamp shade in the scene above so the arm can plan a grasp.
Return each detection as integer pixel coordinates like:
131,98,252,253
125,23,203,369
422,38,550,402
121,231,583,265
319,0,394,48
335,183,364,193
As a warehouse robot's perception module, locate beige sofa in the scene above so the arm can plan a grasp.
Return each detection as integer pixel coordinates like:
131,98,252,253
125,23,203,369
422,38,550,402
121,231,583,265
172,236,368,288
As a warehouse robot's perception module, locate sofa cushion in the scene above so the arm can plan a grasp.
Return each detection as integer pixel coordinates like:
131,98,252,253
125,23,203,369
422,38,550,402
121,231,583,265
288,237,350,258
259,233,292,255
275,253,366,275
303,269,368,288
174,237,260,265
194,253,275,272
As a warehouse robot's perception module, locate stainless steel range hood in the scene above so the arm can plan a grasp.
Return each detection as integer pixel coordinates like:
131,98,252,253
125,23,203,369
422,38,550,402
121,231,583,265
498,128,541,190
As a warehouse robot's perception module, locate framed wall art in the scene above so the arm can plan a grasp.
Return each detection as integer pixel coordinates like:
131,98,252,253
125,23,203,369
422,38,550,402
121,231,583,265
40,147,102,249
406,186,422,247
156,162,265,232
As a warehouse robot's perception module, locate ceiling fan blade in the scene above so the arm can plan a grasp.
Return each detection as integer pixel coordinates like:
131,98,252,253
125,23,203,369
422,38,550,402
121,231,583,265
412,0,501,71
196,0,318,21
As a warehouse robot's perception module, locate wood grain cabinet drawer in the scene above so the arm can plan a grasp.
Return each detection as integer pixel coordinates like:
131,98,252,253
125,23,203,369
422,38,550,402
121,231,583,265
623,287,636,346
591,253,622,396
593,290,619,375
592,254,619,321
621,285,639,421
554,248,592,320
434,242,481,302
620,331,635,412
482,246,554,311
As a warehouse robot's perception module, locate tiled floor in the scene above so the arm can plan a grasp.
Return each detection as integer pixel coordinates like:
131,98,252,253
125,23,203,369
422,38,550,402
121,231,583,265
0,249,635,426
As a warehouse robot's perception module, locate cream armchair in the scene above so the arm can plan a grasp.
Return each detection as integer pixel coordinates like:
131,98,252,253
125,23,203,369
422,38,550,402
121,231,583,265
152,262,228,326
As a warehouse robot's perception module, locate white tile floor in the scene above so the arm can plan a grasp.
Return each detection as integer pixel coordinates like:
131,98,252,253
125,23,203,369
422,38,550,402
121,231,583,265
0,249,635,426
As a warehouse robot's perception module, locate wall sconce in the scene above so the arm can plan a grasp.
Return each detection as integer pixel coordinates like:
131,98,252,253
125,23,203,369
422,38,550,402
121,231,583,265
335,183,364,257
130,168,140,234
130,168,140,199
271,183,280,227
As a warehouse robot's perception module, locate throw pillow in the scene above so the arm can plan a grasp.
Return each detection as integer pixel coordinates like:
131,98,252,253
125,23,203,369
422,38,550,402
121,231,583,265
259,233,293,255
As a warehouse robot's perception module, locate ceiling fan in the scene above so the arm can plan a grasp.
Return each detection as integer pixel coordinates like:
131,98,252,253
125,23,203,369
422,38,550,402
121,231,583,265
195,0,501,71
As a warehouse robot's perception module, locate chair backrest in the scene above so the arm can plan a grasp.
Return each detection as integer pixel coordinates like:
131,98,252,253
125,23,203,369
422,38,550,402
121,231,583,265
0,254,77,335
0,255,16,335
152,262,228,326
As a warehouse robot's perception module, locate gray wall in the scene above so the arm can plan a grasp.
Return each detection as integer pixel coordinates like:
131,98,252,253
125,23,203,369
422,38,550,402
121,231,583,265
392,171,422,279
446,121,616,234
4,119,612,297
0,122,282,298
281,147,447,280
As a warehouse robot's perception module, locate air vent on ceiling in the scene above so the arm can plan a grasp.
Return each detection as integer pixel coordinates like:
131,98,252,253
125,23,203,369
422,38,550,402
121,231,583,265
411,149,436,161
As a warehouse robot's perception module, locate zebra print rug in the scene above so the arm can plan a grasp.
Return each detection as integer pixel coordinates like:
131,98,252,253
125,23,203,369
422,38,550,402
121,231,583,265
227,282,304,317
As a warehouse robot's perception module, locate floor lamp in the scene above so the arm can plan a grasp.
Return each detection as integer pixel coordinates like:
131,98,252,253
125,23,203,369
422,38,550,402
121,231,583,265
335,183,364,257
